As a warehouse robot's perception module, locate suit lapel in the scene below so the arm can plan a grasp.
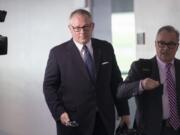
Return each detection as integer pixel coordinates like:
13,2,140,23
174,59,180,93
67,40,91,81
91,39,101,77
66,39,102,83
151,57,161,81
174,59,180,114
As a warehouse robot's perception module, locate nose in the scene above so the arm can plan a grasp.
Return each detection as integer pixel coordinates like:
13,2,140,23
163,45,170,50
79,28,86,33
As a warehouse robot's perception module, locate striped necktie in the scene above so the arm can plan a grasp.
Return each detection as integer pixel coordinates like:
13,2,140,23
166,63,180,130
82,45,96,81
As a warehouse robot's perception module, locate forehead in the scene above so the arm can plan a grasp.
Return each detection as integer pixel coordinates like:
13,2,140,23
70,14,92,26
156,30,178,41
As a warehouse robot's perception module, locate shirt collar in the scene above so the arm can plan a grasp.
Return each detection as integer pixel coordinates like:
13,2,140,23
156,55,174,68
73,39,93,54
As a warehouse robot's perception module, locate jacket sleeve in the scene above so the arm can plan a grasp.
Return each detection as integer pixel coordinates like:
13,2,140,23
117,59,153,100
43,48,65,121
117,61,141,100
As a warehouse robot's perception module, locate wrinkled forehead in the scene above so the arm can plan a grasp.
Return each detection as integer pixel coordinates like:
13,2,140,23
69,14,92,26
156,30,179,42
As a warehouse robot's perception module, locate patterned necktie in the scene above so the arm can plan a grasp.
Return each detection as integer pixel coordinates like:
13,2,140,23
166,63,180,130
82,45,96,81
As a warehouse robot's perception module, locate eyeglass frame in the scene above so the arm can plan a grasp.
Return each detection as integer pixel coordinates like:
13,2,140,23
156,40,179,49
70,23,93,32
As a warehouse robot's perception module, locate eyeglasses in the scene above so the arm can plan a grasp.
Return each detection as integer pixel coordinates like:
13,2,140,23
156,40,179,49
66,121,79,127
70,24,92,32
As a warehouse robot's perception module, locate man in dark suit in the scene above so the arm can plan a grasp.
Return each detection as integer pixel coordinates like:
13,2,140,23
117,25,180,135
43,9,129,135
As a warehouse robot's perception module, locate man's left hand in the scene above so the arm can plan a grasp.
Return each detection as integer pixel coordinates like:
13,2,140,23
120,115,130,127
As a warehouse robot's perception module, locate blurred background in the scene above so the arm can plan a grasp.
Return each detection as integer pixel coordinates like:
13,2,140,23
0,0,180,135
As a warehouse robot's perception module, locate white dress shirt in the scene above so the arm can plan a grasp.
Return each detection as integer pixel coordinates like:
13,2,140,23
73,39,94,60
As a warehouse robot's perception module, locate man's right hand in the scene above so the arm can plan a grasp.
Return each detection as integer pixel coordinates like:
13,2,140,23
60,112,70,126
141,78,160,90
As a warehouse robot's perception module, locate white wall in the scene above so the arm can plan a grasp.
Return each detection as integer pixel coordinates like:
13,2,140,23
92,0,112,42
135,0,180,59
0,0,75,135
0,0,112,135
3,0,180,134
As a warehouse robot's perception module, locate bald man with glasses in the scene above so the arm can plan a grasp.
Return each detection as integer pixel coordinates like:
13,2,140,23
117,25,180,135
43,9,130,135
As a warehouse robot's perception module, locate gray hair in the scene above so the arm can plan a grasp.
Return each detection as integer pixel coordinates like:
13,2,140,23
69,9,92,20
157,25,179,41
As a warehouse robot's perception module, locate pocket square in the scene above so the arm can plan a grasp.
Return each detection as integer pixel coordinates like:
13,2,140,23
101,61,109,65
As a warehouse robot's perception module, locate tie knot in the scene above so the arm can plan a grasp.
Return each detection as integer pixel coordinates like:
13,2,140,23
82,45,91,57
82,45,88,51
166,63,172,70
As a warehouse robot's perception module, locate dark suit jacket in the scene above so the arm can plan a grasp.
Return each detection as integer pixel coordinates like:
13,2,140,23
43,38,129,135
117,56,180,135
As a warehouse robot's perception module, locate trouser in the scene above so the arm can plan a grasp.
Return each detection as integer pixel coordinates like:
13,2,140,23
93,112,108,135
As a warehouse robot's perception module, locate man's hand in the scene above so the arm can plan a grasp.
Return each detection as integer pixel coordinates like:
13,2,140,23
60,112,70,126
141,78,160,90
120,115,130,127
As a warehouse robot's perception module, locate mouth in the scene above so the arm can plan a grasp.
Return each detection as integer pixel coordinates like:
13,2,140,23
161,50,169,55
161,53,169,57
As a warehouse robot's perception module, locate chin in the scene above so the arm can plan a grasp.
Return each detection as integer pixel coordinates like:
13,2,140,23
81,40,88,44
163,58,173,63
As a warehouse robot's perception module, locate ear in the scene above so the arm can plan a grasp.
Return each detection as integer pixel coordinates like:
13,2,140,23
91,22,95,30
68,25,73,33
175,43,179,51
68,25,71,30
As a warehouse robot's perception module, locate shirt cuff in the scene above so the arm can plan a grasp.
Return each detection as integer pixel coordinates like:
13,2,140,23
139,80,144,94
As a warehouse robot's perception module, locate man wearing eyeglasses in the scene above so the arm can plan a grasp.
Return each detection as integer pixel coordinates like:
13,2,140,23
117,25,180,135
43,9,130,135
